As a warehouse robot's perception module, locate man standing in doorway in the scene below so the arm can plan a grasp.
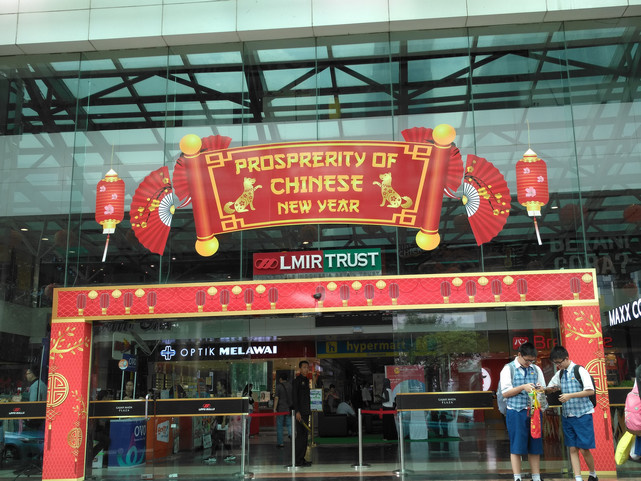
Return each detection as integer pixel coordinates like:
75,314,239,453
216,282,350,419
26,366,46,401
546,346,598,481
292,360,311,467
500,342,546,481
274,373,292,448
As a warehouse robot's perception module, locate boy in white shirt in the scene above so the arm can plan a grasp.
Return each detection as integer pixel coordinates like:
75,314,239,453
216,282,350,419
546,345,597,481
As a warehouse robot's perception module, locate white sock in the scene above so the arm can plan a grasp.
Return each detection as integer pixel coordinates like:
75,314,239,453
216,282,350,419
514,475,521,481
575,475,583,481
589,472,596,478
532,475,541,481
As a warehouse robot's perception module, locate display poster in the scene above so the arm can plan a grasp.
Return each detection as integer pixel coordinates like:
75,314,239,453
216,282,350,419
310,388,323,412
385,365,425,395
108,418,147,467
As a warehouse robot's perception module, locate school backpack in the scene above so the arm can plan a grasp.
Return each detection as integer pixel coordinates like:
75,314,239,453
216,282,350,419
562,364,597,408
497,363,515,415
624,381,641,436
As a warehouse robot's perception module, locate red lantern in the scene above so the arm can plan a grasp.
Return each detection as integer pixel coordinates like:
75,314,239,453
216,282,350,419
96,169,125,261
220,289,231,311
465,280,477,303
77,293,87,316
339,285,350,307
491,279,502,302
389,283,399,305
100,293,110,315
196,290,206,312
570,277,581,300
315,286,325,308
516,149,548,245
364,284,375,306
268,287,278,310
517,279,528,301
147,291,157,313
123,292,134,314
440,281,451,303
244,288,254,310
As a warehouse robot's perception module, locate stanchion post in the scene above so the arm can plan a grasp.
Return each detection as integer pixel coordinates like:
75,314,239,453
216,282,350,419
287,410,297,470
238,414,254,479
351,408,370,470
393,410,408,476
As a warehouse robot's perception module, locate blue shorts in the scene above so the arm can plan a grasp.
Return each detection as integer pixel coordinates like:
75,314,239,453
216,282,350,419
562,413,595,449
506,408,543,455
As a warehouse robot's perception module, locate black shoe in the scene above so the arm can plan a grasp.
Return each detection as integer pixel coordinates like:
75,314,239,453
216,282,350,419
587,476,598,481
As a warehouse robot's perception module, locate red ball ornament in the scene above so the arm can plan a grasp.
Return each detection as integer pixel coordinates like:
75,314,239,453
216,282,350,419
624,204,641,223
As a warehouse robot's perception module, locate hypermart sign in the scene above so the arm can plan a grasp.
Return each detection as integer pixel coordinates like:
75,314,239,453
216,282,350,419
253,248,381,277
608,299,641,326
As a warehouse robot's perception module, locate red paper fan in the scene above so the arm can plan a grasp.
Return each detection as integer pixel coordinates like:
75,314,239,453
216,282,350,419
201,135,232,152
172,135,232,206
401,127,463,195
172,159,190,205
130,166,175,255
462,154,511,245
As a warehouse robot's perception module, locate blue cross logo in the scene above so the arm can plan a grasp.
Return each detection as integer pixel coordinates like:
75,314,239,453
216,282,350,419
160,345,176,360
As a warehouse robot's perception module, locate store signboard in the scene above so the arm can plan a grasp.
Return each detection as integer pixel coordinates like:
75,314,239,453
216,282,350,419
253,248,381,277
316,338,410,358
0,402,46,419
396,391,494,410
607,299,641,326
156,340,316,362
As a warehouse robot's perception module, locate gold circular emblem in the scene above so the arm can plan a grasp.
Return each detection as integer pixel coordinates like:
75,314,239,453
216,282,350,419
67,427,83,449
585,359,606,395
232,286,242,296
47,373,70,407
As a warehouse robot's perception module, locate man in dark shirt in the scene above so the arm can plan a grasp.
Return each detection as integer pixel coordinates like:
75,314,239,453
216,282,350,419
292,360,311,467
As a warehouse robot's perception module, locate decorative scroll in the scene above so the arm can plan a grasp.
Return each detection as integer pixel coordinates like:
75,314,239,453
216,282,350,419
174,125,458,256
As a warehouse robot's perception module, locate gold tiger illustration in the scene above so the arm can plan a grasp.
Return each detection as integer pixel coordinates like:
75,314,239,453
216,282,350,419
224,177,262,214
373,172,413,208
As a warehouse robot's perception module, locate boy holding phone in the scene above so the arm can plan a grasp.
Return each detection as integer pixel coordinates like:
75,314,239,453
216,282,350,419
500,342,546,481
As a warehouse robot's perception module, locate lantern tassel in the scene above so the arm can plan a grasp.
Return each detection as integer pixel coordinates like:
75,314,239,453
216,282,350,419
102,234,110,263
533,218,542,246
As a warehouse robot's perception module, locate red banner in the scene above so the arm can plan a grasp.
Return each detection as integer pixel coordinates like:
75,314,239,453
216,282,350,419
178,126,457,256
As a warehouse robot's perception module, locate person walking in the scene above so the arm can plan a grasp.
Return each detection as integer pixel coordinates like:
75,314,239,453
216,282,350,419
546,346,598,481
292,360,311,467
274,373,293,448
500,342,546,481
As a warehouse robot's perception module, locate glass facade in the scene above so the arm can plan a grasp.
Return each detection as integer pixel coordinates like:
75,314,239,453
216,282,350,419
1,15,641,478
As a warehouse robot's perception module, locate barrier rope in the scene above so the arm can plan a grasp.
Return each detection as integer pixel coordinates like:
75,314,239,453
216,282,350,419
248,411,289,417
361,408,397,419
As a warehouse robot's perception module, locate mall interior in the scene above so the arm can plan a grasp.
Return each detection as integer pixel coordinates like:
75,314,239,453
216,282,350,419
1,1,641,480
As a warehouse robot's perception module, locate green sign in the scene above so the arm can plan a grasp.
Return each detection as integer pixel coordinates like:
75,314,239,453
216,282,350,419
323,248,381,273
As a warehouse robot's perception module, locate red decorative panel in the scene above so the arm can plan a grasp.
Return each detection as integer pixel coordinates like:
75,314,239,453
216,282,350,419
42,321,92,481
52,270,597,320
559,305,616,473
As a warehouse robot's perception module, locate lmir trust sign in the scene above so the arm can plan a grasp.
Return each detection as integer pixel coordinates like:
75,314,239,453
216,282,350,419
253,248,381,277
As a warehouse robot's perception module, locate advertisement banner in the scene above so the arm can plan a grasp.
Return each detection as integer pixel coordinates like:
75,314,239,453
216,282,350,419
176,129,457,257
108,418,147,467
385,365,425,394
